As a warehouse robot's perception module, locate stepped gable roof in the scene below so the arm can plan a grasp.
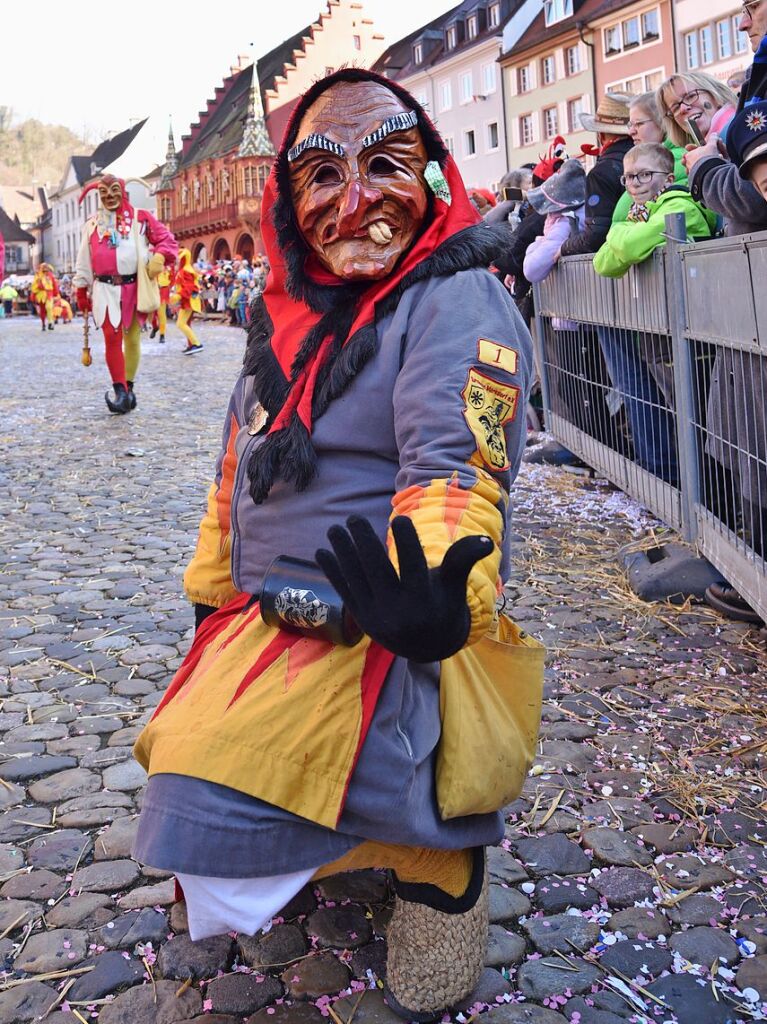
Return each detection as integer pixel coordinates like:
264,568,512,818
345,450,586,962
178,19,312,170
504,0,633,57
69,119,148,185
0,206,35,243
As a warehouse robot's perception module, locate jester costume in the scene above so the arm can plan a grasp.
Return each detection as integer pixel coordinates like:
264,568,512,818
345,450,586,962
174,248,203,353
150,267,172,343
30,263,59,330
134,70,536,1019
73,174,178,414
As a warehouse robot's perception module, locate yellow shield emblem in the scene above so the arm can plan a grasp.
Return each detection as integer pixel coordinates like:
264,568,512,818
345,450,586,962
461,368,520,471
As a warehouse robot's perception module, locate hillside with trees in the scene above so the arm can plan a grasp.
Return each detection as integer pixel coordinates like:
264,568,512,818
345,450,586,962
0,107,91,187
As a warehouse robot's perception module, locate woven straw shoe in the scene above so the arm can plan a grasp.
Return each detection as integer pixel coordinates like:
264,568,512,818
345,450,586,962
384,850,489,1022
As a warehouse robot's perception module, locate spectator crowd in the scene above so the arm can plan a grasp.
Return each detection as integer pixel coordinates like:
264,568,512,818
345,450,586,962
469,1,767,626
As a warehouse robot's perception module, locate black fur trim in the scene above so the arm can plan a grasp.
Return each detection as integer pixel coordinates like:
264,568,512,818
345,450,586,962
392,847,485,915
375,223,514,323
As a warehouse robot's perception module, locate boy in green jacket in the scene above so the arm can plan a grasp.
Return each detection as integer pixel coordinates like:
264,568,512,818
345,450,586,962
594,142,716,278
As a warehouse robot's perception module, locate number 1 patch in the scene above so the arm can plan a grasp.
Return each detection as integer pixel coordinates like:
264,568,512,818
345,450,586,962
478,338,518,376
462,368,520,472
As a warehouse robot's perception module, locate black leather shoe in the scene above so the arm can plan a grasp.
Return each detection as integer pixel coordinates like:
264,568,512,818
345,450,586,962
105,383,132,414
150,325,158,339
126,381,137,410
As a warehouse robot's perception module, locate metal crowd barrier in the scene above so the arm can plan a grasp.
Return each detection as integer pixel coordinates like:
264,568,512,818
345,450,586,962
531,213,767,623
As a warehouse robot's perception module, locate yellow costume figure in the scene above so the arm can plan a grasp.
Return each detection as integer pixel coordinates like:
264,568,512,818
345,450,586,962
30,264,59,330
175,248,203,353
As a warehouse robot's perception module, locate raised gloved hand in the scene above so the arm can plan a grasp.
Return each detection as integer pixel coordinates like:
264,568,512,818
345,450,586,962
147,253,165,280
315,515,493,662
76,287,91,313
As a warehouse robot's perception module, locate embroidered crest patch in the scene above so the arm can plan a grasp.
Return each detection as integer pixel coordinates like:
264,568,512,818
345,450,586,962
746,109,767,133
477,338,519,376
461,369,520,471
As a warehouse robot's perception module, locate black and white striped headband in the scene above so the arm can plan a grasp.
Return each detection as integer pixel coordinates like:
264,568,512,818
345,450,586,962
287,110,419,163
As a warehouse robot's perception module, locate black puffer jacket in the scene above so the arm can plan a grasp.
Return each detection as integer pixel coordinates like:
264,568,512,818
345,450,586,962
560,137,633,256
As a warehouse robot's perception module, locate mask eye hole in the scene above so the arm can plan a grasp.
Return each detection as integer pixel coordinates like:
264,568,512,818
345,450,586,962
368,155,398,175
313,164,343,185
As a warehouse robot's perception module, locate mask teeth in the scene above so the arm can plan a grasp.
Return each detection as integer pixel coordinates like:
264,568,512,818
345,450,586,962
424,161,452,205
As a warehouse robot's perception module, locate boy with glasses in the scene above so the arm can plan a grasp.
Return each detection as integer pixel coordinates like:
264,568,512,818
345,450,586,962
595,143,715,277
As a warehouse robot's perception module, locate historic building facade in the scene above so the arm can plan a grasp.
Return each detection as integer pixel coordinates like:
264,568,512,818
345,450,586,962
163,0,386,262
375,1,539,192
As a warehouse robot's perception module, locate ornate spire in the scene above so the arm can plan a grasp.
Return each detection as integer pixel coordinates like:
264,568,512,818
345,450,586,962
238,69,275,158
157,122,178,192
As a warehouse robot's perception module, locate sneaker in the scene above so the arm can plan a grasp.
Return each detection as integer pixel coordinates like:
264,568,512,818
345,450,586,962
48,323,54,330
150,326,158,339
159,334,165,344
183,343,204,354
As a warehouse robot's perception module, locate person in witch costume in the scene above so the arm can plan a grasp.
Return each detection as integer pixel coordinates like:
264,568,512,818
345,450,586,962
133,69,536,1020
73,174,178,413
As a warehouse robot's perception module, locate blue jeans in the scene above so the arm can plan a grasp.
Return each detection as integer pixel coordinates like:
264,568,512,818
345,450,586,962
596,326,678,485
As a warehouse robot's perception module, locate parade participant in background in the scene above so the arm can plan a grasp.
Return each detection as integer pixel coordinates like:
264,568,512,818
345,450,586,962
73,174,178,413
29,263,60,331
174,248,204,353
52,294,74,323
133,68,541,1022
150,264,172,343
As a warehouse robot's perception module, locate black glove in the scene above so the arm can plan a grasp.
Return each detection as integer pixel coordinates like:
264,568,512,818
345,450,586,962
315,515,493,662
194,603,217,632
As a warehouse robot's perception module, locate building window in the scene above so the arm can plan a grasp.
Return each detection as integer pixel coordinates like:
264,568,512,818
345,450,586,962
622,17,640,50
566,44,581,75
488,2,500,28
446,25,457,50
439,80,452,111
734,17,749,53
541,55,556,84
57,239,61,257
642,9,660,41
258,164,269,193
460,71,473,103
487,121,499,150
717,18,732,59
353,34,361,50
413,41,423,64
544,106,559,139
443,135,455,156
604,25,621,56
520,114,534,146
699,25,713,65
243,166,256,197
463,129,476,157
482,62,497,94
467,14,478,39
544,0,573,27
518,65,531,92
645,69,664,90
567,97,585,133
685,31,699,69
159,196,172,221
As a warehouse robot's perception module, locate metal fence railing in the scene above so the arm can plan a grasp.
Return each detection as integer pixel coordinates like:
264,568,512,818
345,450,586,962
531,213,767,624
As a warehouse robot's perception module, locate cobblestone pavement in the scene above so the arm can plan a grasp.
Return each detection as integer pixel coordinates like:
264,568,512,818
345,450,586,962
1,315,766,1024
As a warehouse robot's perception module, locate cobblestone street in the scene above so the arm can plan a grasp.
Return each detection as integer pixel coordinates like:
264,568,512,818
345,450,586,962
1,315,766,1024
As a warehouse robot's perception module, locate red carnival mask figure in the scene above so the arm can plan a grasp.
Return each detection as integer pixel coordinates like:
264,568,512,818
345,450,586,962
287,80,429,281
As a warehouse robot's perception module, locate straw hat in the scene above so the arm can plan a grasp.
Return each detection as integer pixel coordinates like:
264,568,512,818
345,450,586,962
579,92,632,134
527,159,587,215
